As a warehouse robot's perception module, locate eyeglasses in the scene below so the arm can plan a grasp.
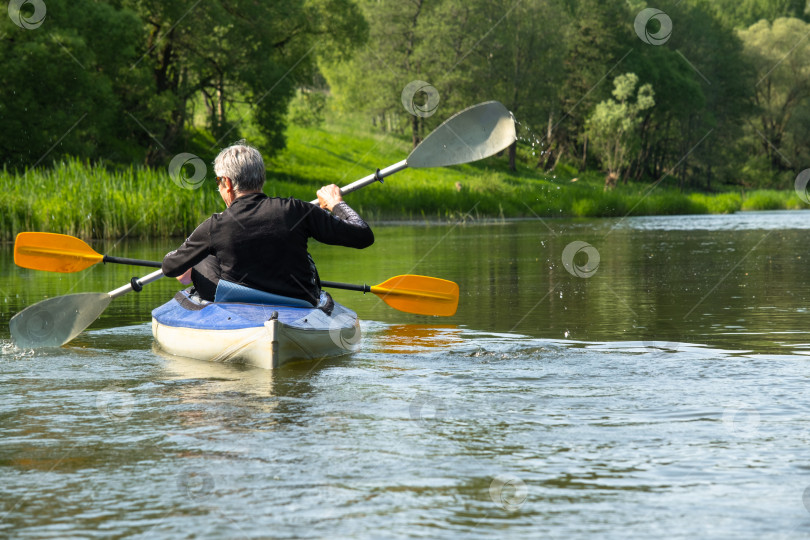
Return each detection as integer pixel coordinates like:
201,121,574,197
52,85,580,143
215,176,228,191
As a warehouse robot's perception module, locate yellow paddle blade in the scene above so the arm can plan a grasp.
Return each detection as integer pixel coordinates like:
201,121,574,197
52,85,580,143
14,232,103,273
370,275,459,316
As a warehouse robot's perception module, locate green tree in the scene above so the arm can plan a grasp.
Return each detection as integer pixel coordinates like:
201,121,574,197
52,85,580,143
0,0,143,168
124,0,367,164
622,0,754,189
699,0,809,28
558,0,634,170
586,73,654,188
0,0,366,170
321,0,434,148
739,17,810,172
421,0,569,171
324,0,571,170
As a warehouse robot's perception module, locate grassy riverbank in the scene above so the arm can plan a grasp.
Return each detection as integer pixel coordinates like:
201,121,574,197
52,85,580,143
1,117,806,240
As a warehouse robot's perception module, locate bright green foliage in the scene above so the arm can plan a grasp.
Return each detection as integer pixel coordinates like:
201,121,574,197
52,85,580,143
119,0,367,164
320,0,433,144
558,0,633,153
586,74,655,188
0,158,225,240
288,91,328,128
740,189,804,210
739,17,810,173
697,0,809,28
621,1,754,190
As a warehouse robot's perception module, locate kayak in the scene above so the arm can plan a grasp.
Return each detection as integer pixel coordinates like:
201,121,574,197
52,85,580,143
151,289,360,369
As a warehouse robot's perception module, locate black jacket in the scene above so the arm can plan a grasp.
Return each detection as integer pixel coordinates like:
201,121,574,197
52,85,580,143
162,193,374,303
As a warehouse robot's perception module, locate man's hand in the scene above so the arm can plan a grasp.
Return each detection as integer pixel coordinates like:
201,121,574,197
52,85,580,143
177,268,193,285
317,184,343,211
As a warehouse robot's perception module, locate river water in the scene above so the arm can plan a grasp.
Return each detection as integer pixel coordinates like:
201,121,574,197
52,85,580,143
2,211,810,538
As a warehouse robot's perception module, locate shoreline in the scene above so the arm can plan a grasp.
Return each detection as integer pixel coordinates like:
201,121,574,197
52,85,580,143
2,158,806,241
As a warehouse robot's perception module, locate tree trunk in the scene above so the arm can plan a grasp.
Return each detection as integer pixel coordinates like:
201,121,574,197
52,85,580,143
216,76,225,133
581,134,588,170
508,140,516,171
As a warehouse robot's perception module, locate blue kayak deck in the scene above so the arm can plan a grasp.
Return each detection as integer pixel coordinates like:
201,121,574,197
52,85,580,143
152,290,322,331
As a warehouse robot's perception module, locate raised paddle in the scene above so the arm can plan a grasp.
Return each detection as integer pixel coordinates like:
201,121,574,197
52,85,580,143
308,100,516,204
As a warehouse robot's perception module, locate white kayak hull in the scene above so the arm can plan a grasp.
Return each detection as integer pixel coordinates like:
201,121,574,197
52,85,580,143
151,291,360,369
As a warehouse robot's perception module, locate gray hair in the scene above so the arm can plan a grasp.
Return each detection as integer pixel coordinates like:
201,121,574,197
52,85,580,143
213,141,266,192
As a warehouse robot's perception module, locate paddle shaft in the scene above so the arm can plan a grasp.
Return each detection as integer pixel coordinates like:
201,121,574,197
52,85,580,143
308,160,407,205
63,255,427,298
86,261,453,307
109,269,165,298
320,280,370,293
104,255,162,268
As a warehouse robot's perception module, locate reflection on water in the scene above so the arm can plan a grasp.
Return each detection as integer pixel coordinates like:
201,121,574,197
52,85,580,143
375,324,464,354
4,212,810,538
160,350,277,396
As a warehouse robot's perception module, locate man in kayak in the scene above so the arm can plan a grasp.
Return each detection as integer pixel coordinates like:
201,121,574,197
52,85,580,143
162,142,374,304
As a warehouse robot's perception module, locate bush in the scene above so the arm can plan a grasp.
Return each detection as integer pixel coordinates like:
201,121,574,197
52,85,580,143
689,192,742,213
288,90,327,127
741,190,788,210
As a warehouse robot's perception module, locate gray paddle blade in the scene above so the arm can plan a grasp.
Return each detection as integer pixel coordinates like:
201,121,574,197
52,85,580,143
407,101,516,168
9,293,112,348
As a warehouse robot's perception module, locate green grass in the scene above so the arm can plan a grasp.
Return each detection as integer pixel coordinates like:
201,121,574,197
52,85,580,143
1,115,808,240
0,158,224,241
